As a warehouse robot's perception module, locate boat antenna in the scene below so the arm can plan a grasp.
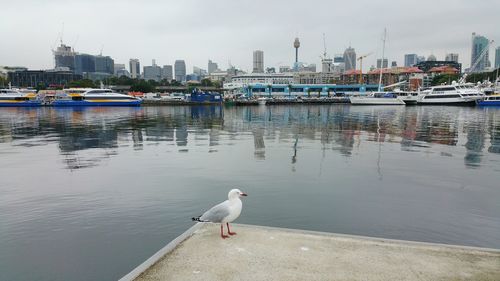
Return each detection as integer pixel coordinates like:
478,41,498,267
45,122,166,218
378,28,386,92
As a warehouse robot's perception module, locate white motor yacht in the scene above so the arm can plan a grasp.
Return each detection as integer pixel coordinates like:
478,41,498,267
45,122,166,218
417,83,484,105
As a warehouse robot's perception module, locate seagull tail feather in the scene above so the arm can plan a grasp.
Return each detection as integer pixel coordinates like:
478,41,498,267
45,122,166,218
191,216,206,222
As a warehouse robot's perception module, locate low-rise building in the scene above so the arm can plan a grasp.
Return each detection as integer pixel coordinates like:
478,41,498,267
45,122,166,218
8,69,82,87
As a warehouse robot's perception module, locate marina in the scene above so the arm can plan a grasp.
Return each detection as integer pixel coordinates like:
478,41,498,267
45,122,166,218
1,105,500,281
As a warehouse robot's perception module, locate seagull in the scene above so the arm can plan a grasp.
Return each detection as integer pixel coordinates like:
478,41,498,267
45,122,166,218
192,189,248,239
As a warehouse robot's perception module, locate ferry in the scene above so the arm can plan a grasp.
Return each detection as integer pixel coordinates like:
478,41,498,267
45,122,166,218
349,92,405,105
0,89,41,107
52,88,142,106
477,94,500,106
417,84,484,105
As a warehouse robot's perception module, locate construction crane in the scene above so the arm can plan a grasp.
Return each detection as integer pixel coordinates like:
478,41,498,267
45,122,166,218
357,52,373,84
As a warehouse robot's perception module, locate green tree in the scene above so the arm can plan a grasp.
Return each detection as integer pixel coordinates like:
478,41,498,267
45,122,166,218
170,80,182,86
431,74,459,86
0,76,7,87
35,82,46,91
130,80,154,92
67,79,97,88
200,78,213,87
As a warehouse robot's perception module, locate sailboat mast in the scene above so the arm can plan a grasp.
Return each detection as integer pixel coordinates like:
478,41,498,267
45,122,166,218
378,28,386,92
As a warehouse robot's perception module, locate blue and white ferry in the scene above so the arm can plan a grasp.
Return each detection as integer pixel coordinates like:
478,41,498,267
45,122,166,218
0,89,41,107
53,88,141,106
477,94,500,106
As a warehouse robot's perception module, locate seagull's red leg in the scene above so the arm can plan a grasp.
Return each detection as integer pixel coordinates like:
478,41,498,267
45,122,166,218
227,223,237,235
220,224,229,239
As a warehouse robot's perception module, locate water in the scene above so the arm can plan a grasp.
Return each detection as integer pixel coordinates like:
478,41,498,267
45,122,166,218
1,105,499,281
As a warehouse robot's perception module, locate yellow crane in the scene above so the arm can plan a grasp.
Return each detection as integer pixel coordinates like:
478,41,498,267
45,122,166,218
357,52,373,84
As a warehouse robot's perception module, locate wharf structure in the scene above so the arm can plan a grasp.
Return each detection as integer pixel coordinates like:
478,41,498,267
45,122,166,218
121,223,500,281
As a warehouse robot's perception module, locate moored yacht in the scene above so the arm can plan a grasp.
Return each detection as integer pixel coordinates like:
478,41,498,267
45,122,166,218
477,94,500,106
417,83,484,105
349,92,406,105
52,88,142,106
0,88,41,107
393,90,418,105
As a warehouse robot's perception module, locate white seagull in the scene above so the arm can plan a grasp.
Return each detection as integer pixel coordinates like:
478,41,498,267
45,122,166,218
192,189,248,239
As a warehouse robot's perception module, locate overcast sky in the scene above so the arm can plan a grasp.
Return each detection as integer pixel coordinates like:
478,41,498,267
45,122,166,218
1,0,498,73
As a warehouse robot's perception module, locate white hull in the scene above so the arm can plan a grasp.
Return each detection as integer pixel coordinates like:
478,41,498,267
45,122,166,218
350,97,405,105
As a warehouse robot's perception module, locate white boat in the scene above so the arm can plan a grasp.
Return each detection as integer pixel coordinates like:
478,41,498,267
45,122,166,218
350,92,406,105
257,97,267,105
0,88,41,107
417,83,484,105
53,88,142,106
394,90,419,105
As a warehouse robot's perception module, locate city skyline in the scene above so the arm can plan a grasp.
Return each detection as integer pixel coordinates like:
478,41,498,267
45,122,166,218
1,0,499,73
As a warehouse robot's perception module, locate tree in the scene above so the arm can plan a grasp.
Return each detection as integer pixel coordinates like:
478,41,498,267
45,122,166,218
35,82,46,91
431,74,459,86
0,76,7,87
130,80,154,93
67,79,97,88
200,78,213,87
170,80,182,86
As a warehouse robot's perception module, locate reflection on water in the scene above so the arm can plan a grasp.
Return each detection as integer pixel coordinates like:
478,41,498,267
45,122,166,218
1,105,500,281
0,105,499,169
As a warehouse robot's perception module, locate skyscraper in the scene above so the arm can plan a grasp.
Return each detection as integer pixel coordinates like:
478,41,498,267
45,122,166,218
74,54,96,74
129,59,140,79
143,60,162,81
495,47,500,69
470,32,490,72
253,50,264,73
208,60,218,74
343,47,356,71
377,58,388,68
404,54,418,67
162,65,173,81
445,53,459,62
174,60,186,82
95,55,114,74
53,43,76,71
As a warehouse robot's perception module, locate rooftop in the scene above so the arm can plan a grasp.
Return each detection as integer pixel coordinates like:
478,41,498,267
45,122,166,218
121,223,500,281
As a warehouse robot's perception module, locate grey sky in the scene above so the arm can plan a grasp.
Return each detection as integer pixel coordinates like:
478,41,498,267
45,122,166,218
1,0,498,73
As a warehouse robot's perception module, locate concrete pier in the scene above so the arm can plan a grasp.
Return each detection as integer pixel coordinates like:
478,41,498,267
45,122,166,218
121,223,500,281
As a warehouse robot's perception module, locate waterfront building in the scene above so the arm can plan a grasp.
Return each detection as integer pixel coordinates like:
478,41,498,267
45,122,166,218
445,53,459,63
343,47,356,72
129,59,140,79
391,61,397,67
470,32,491,72
8,69,82,87
404,54,418,67
94,55,114,74
253,50,264,73
53,43,76,71
293,72,338,84
115,68,130,78
230,73,293,85
322,57,333,73
143,61,162,81
238,83,379,98
495,47,500,69
162,65,173,81
207,71,229,83
174,60,186,82
377,59,388,69
208,60,218,74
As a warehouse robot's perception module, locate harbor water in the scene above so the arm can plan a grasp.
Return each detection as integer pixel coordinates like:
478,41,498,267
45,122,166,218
1,105,499,281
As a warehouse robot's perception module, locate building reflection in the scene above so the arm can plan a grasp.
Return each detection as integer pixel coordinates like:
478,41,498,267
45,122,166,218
0,105,499,170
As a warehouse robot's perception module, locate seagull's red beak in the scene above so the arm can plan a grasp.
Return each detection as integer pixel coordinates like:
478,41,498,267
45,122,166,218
240,193,248,197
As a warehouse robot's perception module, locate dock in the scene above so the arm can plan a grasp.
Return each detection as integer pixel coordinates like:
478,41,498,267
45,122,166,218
120,223,500,281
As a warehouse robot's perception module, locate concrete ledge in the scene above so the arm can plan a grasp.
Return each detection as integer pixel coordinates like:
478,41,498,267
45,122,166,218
123,223,500,281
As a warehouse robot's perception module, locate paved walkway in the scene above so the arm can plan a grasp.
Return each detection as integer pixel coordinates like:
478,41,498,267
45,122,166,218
125,223,500,281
